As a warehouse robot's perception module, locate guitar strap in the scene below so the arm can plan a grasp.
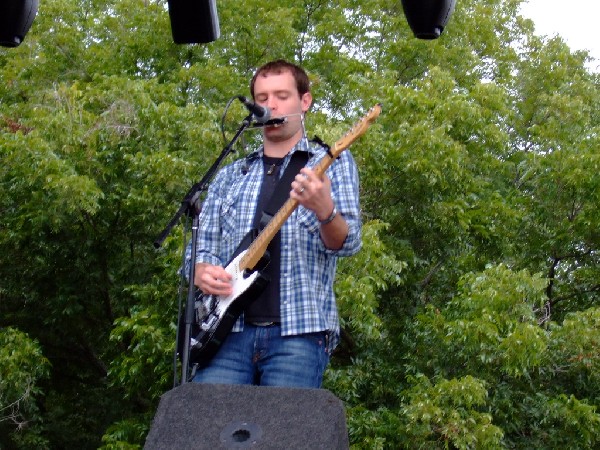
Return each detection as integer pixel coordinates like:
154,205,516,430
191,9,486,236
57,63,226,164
258,149,310,231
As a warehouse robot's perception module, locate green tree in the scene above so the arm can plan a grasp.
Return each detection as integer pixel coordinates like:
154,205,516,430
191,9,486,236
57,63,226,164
1,0,598,448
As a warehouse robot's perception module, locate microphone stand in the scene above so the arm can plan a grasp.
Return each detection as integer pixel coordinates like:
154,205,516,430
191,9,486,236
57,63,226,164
154,113,254,385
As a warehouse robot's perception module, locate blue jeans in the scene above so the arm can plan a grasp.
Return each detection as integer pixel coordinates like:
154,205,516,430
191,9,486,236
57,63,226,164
191,324,329,387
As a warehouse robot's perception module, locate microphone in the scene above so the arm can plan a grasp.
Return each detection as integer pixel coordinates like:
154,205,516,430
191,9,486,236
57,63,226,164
401,0,456,39
238,96,272,123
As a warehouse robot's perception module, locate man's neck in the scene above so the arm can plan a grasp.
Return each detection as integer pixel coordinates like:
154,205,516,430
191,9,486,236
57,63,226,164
263,135,302,158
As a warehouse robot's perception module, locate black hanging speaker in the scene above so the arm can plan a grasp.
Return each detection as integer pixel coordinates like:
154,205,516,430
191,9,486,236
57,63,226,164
144,383,349,449
0,0,39,47
167,0,220,44
401,0,456,39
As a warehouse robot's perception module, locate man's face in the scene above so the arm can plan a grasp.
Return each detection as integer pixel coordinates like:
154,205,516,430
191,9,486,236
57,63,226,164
252,69,312,144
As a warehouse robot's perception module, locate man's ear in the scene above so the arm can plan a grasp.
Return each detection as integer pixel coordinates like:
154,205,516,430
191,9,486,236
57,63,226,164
301,92,313,112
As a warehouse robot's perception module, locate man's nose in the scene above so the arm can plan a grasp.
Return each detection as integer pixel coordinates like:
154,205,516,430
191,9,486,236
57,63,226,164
266,97,278,110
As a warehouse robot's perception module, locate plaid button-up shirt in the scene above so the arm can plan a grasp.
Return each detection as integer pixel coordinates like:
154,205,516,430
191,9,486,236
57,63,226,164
186,137,361,352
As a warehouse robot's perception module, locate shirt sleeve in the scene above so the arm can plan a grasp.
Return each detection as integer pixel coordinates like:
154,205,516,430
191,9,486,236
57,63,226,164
194,169,230,267
318,149,362,257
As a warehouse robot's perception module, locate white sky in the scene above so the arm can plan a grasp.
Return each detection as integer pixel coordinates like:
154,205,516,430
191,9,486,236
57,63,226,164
519,0,599,71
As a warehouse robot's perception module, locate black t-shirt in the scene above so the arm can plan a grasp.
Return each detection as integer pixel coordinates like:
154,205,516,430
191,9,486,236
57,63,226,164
244,155,285,323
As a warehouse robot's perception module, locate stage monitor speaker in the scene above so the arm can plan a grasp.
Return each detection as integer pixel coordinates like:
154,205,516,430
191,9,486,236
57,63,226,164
0,0,39,47
145,383,349,449
167,0,220,44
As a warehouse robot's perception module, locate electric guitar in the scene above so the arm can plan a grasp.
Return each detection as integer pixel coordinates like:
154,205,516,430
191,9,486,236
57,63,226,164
184,104,382,367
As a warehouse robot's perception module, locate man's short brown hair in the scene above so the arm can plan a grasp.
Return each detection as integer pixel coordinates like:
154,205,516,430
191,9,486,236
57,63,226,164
250,59,310,99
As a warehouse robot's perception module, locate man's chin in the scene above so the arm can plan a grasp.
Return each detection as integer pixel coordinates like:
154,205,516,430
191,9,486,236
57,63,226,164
264,126,286,138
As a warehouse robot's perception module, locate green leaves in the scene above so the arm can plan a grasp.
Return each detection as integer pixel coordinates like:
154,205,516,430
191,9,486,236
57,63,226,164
402,264,600,448
543,394,600,448
402,375,504,449
0,328,50,447
336,220,406,342
1,0,599,448
109,306,174,401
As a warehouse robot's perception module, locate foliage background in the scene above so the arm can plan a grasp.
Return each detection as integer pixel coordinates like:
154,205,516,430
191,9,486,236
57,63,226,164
1,0,598,448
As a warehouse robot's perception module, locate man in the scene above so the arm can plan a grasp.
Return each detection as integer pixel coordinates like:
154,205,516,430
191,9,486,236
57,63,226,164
190,59,361,387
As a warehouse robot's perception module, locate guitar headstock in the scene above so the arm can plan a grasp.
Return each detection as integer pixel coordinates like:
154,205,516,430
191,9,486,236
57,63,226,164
331,103,382,158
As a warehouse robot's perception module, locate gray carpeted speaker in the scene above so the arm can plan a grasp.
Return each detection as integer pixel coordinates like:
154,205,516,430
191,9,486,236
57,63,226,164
144,383,349,449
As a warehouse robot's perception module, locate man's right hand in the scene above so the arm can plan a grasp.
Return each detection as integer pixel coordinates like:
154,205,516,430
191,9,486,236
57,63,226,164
194,263,233,296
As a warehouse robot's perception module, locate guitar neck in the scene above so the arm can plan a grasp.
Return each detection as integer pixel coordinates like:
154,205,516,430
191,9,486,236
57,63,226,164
239,153,335,272
238,103,381,272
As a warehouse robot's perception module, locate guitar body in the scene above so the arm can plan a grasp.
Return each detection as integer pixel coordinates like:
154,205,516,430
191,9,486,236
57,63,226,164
187,250,270,367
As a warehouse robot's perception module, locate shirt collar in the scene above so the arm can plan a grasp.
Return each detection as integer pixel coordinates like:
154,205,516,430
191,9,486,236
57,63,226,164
255,137,315,159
